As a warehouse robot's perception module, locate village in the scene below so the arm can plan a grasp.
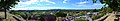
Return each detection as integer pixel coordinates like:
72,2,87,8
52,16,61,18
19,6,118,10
0,0,120,21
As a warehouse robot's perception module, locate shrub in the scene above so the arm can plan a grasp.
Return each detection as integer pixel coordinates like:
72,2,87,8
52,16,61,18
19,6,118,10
92,14,106,20
55,12,67,17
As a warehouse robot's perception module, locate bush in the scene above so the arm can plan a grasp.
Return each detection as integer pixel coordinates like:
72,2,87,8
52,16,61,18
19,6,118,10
92,14,106,20
92,16,100,20
15,12,26,18
34,14,44,20
55,12,67,17
79,11,85,16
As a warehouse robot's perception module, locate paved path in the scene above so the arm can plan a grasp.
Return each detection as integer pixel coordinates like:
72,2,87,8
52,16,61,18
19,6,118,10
104,14,115,21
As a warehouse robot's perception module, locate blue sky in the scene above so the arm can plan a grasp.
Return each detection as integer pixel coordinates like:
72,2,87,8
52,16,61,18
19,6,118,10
11,0,105,10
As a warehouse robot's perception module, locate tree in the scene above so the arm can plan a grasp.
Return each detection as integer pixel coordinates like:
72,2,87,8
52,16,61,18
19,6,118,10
9,10,15,14
93,9,99,12
43,12,51,14
79,11,85,16
31,12,37,15
92,0,120,11
106,8,113,13
99,7,113,14
55,12,67,17
0,0,19,19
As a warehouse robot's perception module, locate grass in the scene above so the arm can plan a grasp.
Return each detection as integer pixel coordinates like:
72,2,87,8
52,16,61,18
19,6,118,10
92,13,106,20
75,19,88,21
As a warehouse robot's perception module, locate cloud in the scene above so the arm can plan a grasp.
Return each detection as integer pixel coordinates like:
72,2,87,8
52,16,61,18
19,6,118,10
39,0,56,4
77,1,88,5
72,4,82,6
12,0,104,10
37,4,41,5
90,3,104,9
72,1,88,6
72,4,84,7
10,8,30,10
93,3,105,5
19,0,56,4
16,0,38,8
11,6,92,10
63,0,68,3
72,3,104,9
18,0,38,5
11,7,67,10
46,4,51,5
15,0,56,8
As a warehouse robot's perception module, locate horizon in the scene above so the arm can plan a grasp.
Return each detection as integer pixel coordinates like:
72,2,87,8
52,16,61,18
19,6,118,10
10,0,105,10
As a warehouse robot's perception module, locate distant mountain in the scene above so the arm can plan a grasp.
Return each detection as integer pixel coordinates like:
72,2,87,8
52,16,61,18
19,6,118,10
10,9,99,12
48,9,95,10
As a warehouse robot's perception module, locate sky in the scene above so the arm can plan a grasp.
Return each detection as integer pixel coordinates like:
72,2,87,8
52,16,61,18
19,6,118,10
10,0,105,10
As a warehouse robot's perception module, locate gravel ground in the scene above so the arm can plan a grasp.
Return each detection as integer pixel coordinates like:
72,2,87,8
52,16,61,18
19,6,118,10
104,14,115,21
0,12,19,21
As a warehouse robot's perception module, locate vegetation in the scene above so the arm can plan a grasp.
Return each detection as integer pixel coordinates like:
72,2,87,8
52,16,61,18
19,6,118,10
106,8,113,13
15,12,25,17
79,11,85,16
55,12,67,17
93,9,99,12
33,14,45,21
0,0,19,19
92,15,102,20
92,0,120,11
92,13,106,20
31,12,37,15
75,19,88,21
43,12,51,14
0,0,119,21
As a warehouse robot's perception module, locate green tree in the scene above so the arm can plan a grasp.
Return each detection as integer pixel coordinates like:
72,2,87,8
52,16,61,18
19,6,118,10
106,8,113,13
93,9,98,12
0,0,19,19
9,10,15,14
99,7,113,14
79,11,85,16
31,12,37,15
43,12,51,14
55,12,67,17
92,0,120,11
